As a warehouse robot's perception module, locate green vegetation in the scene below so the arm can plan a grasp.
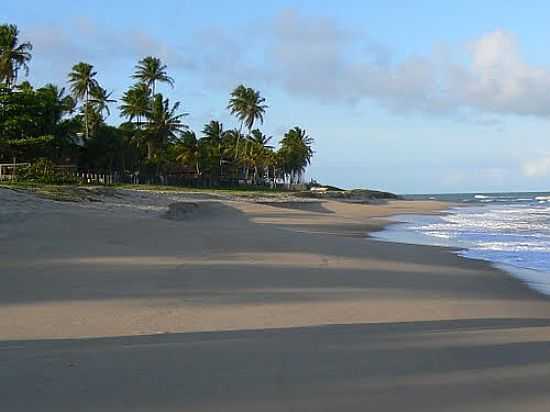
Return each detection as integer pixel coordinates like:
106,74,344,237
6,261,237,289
0,181,299,204
0,23,315,188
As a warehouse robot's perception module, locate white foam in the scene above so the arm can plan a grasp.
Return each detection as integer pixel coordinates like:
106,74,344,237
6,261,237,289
372,201,550,295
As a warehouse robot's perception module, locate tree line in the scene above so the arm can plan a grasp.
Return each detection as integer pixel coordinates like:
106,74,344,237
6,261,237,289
0,23,314,186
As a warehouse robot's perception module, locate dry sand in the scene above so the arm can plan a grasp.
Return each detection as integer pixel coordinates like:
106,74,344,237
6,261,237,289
1,187,550,411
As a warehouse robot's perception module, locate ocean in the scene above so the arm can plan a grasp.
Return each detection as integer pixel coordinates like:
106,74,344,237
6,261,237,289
372,192,550,295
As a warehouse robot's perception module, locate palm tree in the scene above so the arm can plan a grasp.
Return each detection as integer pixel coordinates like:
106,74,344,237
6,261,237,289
119,82,151,126
176,130,202,176
222,129,241,159
36,84,75,135
90,86,115,119
279,127,314,184
0,24,32,87
143,94,187,160
227,85,268,158
16,80,33,93
132,57,174,95
227,85,247,129
202,121,226,145
68,62,99,139
39,84,75,114
246,129,274,183
201,120,227,175
247,129,273,149
264,149,281,187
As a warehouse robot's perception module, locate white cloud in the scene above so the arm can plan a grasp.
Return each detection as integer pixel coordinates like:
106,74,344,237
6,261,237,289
20,10,550,119
450,30,550,116
267,12,550,117
522,155,550,177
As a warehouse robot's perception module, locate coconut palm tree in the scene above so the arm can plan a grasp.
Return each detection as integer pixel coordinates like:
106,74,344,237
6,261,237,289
227,85,268,158
143,94,187,160
39,84,75,114
247,129,273,149
243,129,273,183
68,62,99,140
16,80,33,93
201,120,228,175
176,130,202,176
227,85,247,129
0,24,32,87
132,56,174,95
36,84,76,135
90,86,116,119
221,129,240,160
202,121,226,144
279,127,314,184
264,149,281,187
119,82,151,126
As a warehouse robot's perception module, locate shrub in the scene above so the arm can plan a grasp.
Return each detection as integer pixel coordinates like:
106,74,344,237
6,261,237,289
17,159,78,184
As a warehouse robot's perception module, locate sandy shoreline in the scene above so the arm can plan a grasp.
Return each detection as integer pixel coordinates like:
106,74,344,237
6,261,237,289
2,187,550,411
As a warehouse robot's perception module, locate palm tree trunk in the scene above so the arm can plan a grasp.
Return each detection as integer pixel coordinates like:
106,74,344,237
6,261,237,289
234,120,244,161
84,88,89,139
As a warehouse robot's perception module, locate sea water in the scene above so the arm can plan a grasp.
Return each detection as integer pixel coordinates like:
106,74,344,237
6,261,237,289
372,192,550,295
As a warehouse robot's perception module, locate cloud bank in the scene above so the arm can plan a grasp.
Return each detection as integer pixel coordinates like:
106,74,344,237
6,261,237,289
268,10,550,117
21,10,550,118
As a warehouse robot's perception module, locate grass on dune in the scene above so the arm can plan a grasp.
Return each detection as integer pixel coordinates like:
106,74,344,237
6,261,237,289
113,183,292,197
0,181,295,201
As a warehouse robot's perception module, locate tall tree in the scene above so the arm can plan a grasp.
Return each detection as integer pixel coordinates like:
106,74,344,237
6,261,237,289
90,86,115,119
278,127,314,184
132,57,174,95
239,129,272,184
119,82,151,126
227,85,268,158
176,130,202,176
0,24,32,87
247,129,273,149
68,62,99,140
143,94,187,160
35,84,76,137
201,120,227,175
245,129,274,183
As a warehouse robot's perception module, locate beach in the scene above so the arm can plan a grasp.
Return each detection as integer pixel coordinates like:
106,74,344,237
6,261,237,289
2,187,550,411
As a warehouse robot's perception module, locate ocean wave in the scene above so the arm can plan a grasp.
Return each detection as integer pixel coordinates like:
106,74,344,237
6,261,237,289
373,200,550,294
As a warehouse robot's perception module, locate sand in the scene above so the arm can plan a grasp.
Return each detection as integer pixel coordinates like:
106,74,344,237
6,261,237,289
2,187,550,411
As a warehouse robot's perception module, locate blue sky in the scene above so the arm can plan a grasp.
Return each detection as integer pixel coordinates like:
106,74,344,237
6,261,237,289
5,1,550,193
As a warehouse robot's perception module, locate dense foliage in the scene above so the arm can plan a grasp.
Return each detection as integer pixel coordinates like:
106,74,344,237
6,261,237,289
0,23,314,187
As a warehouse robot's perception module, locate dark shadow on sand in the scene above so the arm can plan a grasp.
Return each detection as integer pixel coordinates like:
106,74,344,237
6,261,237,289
3,318,550,411
256,200,335,214
1,196,545,307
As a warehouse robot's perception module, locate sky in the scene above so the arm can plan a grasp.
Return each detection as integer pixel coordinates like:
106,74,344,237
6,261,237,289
4,0,550,193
